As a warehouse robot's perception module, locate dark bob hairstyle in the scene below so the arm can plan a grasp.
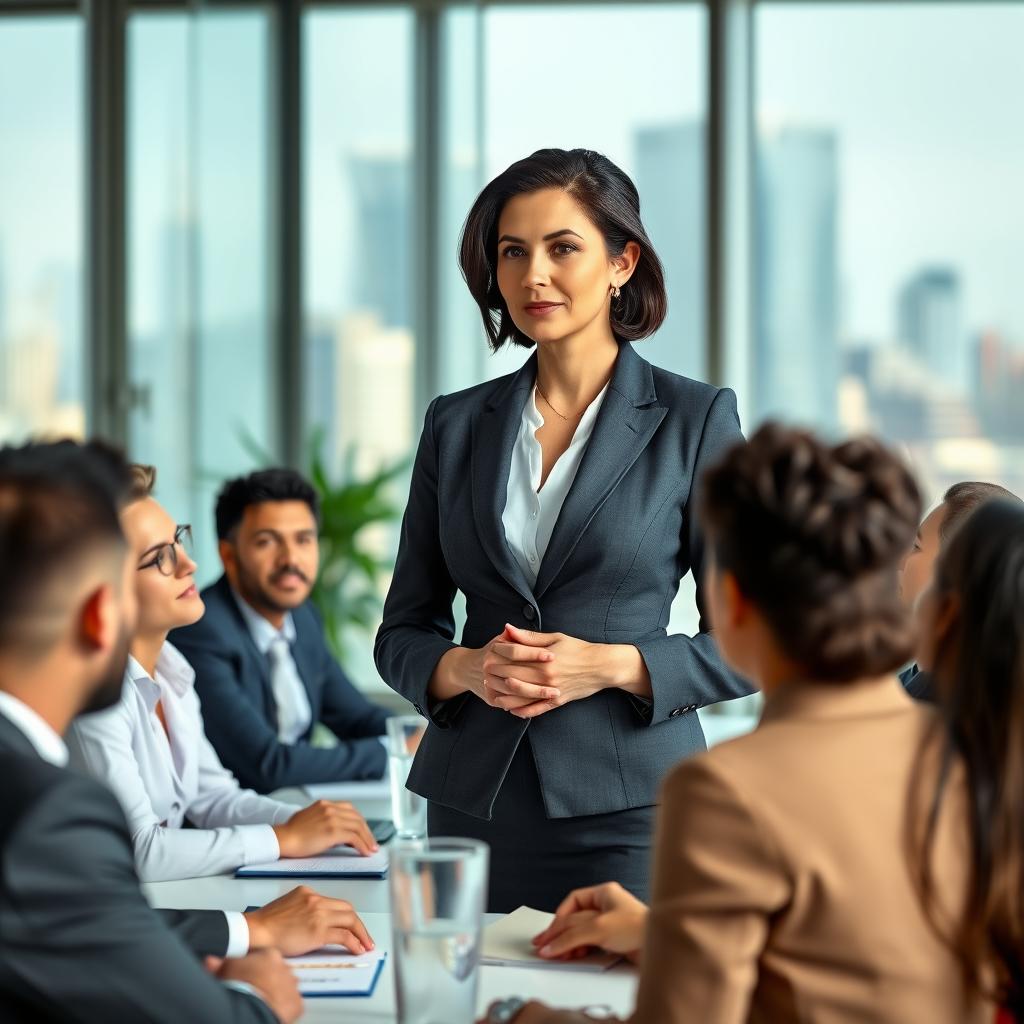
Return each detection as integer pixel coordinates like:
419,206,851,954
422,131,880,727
458,148,668,352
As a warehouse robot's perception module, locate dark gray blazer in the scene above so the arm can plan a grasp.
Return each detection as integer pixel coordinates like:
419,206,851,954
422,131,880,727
374,342,754,821
0,713,275,1024
171,574,389,793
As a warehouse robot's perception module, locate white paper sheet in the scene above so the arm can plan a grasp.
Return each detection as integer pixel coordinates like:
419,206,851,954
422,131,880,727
236,844,390,877
481,906,622,972
304,779,392,802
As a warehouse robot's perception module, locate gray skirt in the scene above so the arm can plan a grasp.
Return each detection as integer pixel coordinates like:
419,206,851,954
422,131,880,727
427,735,656,913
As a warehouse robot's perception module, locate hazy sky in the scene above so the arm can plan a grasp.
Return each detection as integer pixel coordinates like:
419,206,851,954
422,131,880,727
2,3,1023,351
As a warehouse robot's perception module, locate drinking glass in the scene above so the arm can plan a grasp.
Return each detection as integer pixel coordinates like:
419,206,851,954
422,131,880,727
386,714,428,839
390,838,489,1024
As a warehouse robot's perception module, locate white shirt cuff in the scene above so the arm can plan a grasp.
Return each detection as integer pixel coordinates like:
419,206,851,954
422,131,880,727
224,911,250,957
241,823,282,865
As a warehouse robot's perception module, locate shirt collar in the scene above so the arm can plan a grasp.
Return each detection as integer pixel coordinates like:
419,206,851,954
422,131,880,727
127,642,196,711
0,690,69,767
231,586,297,654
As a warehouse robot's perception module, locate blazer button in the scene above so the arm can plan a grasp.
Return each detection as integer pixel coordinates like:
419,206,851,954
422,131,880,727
669,707,683,718
413,703,424,715
523,605,536,621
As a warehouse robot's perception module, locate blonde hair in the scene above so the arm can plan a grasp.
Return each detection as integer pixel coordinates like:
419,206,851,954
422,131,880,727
127,463,157,503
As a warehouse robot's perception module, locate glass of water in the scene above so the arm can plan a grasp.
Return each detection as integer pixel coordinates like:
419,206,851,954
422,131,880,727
390,838,489,1024
386,714,428,839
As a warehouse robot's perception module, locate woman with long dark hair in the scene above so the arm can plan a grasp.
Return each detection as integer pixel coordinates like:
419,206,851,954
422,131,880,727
912,497,1024,1019
375,148,751,911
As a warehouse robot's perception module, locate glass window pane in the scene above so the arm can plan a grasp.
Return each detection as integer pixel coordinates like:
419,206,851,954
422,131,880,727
755,3,1024,501
0,18,84,441
303,9,415,477
128,11,273,580
303,10,415,686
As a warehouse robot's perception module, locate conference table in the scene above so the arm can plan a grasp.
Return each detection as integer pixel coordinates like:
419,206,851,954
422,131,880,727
143,784,640,1023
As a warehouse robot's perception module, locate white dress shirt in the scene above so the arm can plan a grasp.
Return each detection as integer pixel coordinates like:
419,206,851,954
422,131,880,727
232,590,313,744
0,690,68,766
502,384,609,587
67,642,296,887
1,688,252,957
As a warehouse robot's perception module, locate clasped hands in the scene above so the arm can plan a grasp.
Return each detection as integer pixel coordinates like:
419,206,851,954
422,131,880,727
476,624,607,719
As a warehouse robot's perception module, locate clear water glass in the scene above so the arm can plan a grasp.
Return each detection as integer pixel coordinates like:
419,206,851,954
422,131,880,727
386,714,428,839
390,838,489,1024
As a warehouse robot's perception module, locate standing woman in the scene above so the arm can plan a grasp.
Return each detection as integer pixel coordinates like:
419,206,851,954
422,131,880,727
374,148,751,912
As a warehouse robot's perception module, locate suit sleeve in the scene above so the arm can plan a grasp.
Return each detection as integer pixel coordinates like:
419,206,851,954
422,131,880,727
3,776,276,1024
632,387,756,725
629,757,790,1024
185,636,388,793
374,397,469,727
156,908,230,958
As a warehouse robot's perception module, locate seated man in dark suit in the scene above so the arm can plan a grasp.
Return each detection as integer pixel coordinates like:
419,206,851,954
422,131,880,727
0,440,300,1023
171,469,391,793
898,479,1021,700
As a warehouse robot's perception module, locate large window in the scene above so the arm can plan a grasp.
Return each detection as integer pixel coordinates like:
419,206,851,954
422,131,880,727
0,18,84,442
755,3,1024,503
303,8,415,479
303,9,415,686
128,11,274,581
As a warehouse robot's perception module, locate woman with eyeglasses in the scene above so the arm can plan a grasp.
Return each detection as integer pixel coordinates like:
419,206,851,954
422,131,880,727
67,465,379,883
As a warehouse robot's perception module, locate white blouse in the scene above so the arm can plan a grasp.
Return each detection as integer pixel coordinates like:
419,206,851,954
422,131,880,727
67,642,296,882
502,383,608,587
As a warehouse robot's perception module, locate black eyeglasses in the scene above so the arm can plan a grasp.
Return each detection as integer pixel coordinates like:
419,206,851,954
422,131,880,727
138,524,194,576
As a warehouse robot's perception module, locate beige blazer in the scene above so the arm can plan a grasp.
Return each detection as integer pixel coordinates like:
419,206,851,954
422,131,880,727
631,677,991,1024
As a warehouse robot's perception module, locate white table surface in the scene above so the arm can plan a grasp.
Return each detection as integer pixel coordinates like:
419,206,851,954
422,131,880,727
143,787,639,1022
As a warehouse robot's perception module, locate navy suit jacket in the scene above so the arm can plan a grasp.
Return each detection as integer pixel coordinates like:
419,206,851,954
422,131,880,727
0,713,274,1023
375,342,755,821
171,575,389,793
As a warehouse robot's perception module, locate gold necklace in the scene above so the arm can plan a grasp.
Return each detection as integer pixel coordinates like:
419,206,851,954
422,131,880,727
535,383,584,422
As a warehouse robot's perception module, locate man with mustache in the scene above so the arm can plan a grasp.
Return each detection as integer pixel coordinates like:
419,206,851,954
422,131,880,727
0,441,300,1023
171,469,392,794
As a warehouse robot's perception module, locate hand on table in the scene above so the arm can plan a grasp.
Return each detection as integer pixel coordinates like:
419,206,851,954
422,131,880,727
206,948,303,1024
532,882,648,965
273,799,379,858
244,884,374,955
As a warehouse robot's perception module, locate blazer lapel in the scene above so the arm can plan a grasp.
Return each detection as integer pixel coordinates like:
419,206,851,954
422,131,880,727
534,343,667,599
289,619,321,717
217,577,278,720
470,355,538,604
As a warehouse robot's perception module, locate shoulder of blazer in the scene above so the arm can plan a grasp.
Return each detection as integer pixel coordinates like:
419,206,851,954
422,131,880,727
647,361,723,412
0,750,123,850
431,355,537,427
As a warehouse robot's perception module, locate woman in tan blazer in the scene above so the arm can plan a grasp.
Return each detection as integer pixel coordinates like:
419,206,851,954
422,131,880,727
483,424,994,1024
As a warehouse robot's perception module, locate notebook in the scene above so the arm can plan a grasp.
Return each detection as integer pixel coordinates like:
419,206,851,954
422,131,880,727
288,946,387,998
481,906,622,972
235,844,390,878
304,779,391,802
